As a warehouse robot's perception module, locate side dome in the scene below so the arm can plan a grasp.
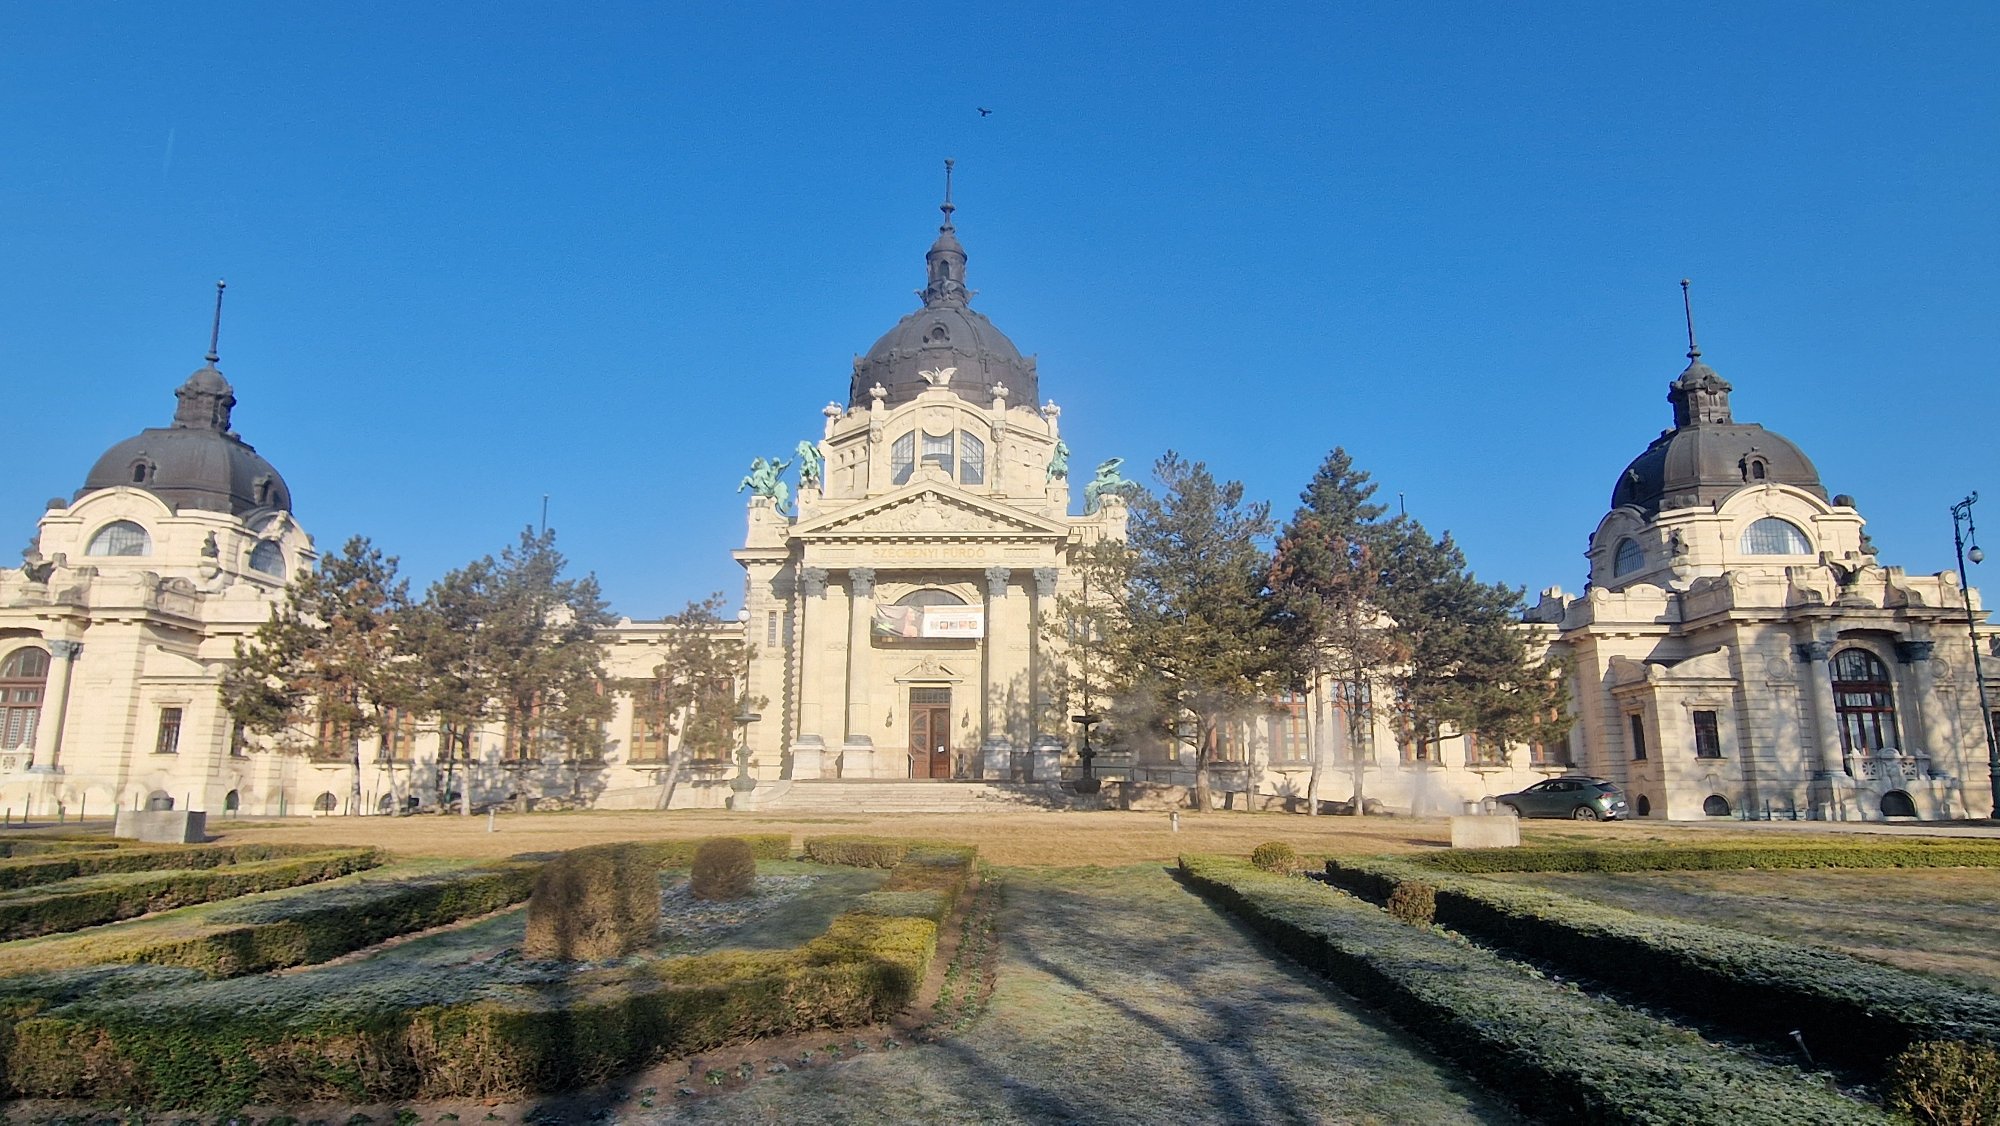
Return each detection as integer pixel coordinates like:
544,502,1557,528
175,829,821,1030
848,172,1038,410
78,362,293,515
1610,352,1825,516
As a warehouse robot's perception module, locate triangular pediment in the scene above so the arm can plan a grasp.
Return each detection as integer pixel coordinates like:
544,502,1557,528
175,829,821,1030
794,482,1067,540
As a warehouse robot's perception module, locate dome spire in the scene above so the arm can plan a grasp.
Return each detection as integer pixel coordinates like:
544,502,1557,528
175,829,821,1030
1667,277,1732,427
922,157,971,307
205,278,227,365
1680,278,1701,360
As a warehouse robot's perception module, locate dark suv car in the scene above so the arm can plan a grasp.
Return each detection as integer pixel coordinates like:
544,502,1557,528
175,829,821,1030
1495,777,1630,821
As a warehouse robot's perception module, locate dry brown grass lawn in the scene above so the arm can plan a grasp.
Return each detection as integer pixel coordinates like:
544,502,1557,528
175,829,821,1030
205,808,1768,867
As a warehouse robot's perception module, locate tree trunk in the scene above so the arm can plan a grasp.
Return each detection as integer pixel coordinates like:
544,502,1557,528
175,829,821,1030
658,746,690,811
1305,674,1322,817
1192,721,1213,813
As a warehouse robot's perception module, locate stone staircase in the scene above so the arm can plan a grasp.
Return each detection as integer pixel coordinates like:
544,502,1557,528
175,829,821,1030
756,779,1073,814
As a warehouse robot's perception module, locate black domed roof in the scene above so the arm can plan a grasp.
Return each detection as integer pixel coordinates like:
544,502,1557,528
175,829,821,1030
79,362,292,516
1611,353,1824,516
848,181,1037,410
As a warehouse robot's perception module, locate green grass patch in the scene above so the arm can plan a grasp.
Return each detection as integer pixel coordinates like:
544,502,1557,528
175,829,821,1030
1182,854,1885,1124
1324,854,2000,1079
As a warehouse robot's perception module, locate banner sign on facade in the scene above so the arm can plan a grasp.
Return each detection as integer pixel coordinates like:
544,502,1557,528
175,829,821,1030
873,604,985,639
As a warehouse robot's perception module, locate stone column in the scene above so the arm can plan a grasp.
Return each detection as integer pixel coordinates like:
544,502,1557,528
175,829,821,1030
1030,567,1065,781
794,567,828,740
1796,639,1845,818
1896,640,1941,762
981,566,1013,779
843,567,878,777
31,640,81,770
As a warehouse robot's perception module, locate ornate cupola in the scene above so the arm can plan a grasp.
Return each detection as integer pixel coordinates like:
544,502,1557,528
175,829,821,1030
77,282,294,515
1609,281,1826,516
848,161,1038,411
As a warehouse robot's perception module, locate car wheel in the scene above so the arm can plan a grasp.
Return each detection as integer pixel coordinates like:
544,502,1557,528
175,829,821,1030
1571,805,1600,821
1499,802,1522,818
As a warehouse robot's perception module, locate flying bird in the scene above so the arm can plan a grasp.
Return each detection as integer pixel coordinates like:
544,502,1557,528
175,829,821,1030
977,107,993,117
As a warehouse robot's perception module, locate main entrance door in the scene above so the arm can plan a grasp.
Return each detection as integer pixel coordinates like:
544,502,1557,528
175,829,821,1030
908,688,952,779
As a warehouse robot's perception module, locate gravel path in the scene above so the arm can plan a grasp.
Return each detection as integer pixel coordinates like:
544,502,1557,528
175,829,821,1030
623,865,1516,1125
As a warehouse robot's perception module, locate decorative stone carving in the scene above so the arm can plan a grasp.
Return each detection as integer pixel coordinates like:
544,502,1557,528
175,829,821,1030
985,566,1011,597
919,366,957,387
47,640,81,660
849,567,875,599
1794,640,1832,663
799,566,828,597
1896,640,1936,664
1034,567,1059,598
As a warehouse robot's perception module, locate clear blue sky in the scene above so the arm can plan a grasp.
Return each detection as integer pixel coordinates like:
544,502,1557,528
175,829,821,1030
4,4,1996,616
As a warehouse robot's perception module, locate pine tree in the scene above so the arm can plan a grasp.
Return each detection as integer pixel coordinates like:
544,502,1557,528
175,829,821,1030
625,594,752,810
221,535,415,815
1078,451,1283,811
1269,448,1397,815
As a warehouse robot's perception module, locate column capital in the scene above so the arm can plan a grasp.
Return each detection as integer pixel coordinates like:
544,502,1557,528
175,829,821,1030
1795,641,1833,663
1033,567,1059,599
46,640,82,660
1896,640,1936,664
849,566,875,599
985,565,1011,598
799,566,828,597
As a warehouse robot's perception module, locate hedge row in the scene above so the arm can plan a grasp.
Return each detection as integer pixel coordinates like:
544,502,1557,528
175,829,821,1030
633,834,791,868
1323,855,2000,1077
1179,855,1884,1124
121,863,539,978
1413,840,2000,874
0,841,347,891
1,843,976,1106
0,849,384,941
801,835,927,868
0,839,120,860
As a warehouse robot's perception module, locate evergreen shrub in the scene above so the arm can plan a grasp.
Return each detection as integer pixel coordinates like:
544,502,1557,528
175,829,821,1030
1250,841,1300,874
689,838,756,901
634,835,790,868
1323,854,2000,1078
802,836,916,868
1385,879,1436,926
1180,854,1883,1124
522,843,659,961
1887,1040,2000,1126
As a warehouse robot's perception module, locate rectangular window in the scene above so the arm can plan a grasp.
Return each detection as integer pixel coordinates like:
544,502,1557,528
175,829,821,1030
766,610,779,649
959,430,985,485
890,432,915,485
1267,692,1309,765
1465,732,1507,767
1629,713,1648,761
155,707,183,755
1531,728,1571,767
1693,710,1723,758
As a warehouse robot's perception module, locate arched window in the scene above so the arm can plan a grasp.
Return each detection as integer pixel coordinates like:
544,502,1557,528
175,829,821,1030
959,430,986,485
1880,790,1918,818
1702,794,1732,818
1635,794,1651,816
223,789,240,813
1740,517,1812,556
86,520,151,557
130,461,152,484
890,432,915,486
313,791,339,813
248,540,286,577
0,647,49,750
1612,538,1644,577
1832,647,1898,756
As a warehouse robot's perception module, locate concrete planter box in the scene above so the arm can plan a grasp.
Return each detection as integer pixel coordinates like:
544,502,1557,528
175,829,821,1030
1449,813,1520,849
113,809,207,844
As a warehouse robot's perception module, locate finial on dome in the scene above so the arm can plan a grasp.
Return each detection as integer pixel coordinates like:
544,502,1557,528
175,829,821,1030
1680,278,1700,361
941,158,956,230
205,279,227,365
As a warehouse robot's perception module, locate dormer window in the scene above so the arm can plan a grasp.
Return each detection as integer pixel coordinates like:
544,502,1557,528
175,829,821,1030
130,460,154,484
1742,455,1769,482
248,540,287,577
925,323,949,345
86,520,151,557
1740,517,1812,556
1612,538,1644,578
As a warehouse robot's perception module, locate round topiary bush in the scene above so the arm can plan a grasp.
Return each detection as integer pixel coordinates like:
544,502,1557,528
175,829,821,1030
1385,879,1437,927
1250,841,1300,875
691,836,757,901
522,842,660,961
1887,1039,2000,1126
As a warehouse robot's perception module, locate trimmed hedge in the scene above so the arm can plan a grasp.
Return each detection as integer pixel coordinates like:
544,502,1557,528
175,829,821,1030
0,841,353,892
1412,840,2000,875
634,834,790,868
802,835,921,868
0,843,976,1106
0,849,383,941
1180,855,1884,1124
123,864,540,978
1324,855,2000,1078
0,839,120,860
689,838,756,902
524,844,658,961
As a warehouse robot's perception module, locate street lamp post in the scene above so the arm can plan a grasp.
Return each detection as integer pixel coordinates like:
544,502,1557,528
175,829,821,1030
1951,493,2000,818
730,710,762,797
1071,712,1102,794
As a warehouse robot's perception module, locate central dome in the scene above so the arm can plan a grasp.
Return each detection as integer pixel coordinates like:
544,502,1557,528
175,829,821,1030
1611,352,1824,516
848,180,1037,410
79,361,293,516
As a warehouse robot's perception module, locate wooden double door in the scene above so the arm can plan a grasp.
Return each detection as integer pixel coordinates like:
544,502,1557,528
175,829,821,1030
907,687,953,779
